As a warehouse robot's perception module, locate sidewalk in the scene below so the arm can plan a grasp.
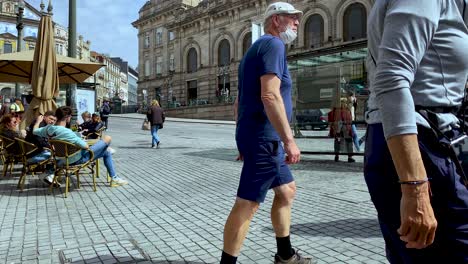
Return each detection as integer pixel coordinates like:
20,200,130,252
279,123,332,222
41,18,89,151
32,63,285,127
110,113,235,125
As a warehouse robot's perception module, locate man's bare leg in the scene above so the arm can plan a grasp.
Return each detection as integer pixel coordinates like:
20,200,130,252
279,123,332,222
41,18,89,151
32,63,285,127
272,182,296,260
222,198,260,261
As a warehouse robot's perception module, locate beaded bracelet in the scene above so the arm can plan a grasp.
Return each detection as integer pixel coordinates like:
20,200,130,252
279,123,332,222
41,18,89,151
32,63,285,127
398,178,429,185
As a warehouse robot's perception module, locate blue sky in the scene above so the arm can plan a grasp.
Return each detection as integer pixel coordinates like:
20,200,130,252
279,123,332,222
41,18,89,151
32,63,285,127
27,0,147,68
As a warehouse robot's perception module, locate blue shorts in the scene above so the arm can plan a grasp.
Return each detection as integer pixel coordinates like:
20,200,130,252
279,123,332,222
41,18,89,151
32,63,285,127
365,124,468,263
236,141,294,203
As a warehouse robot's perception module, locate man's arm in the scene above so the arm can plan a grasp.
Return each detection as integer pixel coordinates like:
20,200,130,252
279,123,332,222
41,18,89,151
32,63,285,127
260,74,300,164
387,134,436,249
32,115,46,136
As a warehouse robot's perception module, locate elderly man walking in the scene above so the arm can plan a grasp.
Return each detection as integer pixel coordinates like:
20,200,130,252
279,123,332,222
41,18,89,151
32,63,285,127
220,2,314,264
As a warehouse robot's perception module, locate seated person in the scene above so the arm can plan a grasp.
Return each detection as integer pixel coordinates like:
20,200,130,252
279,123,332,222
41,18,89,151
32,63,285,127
33,106,128,187
82,114,105,139
78,111,92,131
25,111,57,186
0,114,20,139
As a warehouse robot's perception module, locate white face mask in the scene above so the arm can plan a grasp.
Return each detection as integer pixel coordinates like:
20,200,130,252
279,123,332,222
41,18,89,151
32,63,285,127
279,25,297,44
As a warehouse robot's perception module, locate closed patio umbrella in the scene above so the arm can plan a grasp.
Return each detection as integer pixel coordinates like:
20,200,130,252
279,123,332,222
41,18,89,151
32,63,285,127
21,11,59,130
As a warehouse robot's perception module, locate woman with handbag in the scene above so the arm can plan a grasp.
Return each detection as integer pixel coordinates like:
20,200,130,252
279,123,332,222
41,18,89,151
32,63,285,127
147,100,165,148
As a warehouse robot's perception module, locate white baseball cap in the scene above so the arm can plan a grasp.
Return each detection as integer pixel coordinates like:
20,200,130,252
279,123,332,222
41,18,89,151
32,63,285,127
264,2,303,21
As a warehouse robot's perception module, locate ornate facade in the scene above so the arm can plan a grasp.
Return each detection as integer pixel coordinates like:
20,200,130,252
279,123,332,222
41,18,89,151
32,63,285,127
133,0,373,119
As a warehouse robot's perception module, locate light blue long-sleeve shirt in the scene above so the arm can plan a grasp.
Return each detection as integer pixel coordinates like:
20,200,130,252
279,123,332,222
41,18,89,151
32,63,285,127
33,125,87,164
366,0,468,139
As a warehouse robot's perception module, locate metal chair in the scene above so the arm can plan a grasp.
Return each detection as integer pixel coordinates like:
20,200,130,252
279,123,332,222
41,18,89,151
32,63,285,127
49,139,96,198
15,138,55,191
84,126,105,140
0,135,22,177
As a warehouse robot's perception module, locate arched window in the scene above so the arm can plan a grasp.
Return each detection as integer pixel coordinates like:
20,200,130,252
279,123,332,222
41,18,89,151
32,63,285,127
305,14,324,48
218,39,231,66
187,48,197,73
242,32,252,56
343,3,366,41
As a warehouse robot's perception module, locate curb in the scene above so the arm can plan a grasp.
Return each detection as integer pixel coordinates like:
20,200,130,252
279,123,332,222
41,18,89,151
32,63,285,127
110,114,235,126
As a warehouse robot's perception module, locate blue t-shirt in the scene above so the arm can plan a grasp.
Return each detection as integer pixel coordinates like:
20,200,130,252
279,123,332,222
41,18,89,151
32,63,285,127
236,35,292,143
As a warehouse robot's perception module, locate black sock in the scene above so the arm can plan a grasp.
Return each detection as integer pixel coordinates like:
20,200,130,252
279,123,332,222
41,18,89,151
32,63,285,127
276,235,295,260
220,251,237,264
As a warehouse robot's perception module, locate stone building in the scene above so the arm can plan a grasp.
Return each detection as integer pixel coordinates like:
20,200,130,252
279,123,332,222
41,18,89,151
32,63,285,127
0,0,92,100
133,0,373,120
90,52,122,107
127,67,138,106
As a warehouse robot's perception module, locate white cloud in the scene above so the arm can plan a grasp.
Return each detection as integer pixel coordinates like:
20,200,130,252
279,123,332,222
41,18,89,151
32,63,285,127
26,0,146,68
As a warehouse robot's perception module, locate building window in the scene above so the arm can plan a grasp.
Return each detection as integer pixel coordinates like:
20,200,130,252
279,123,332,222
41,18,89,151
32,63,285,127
144,59,151,77
3,43,12,53
305,14,324,48
187,48,197,73
218,39,230,66
144,32,150,48
169,53,175,71
343,3,367,41
168,31,175,41
187,80,197,101
242,32,252,56
156,56,162,75
155,87,161,102
156,28,163,45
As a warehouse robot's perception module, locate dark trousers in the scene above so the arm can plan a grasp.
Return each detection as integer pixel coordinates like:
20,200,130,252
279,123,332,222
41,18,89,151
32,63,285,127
364,124,468,263
101,117,109,129
334,136,353,157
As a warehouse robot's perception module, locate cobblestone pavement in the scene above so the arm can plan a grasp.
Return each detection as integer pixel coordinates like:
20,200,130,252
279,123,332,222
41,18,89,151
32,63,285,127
0,116,387,264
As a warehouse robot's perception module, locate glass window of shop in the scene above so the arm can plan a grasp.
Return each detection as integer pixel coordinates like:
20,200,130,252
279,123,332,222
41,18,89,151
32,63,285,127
289,47,368,121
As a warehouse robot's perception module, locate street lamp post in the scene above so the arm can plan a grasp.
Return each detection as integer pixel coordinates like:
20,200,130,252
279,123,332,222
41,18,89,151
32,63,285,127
15,0,25,98
67,0,77,120
142,89,147,110
218,66,229,103
166,71,173,108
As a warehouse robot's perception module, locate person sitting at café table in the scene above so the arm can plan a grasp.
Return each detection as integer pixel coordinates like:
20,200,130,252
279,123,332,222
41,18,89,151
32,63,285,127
78,111,92,131
0,114,20,139
82,113,105,139
33,106,128,187
25,111,57,186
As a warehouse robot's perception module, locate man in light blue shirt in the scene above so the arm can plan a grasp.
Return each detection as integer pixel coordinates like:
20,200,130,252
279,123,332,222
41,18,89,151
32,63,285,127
33,106,128,187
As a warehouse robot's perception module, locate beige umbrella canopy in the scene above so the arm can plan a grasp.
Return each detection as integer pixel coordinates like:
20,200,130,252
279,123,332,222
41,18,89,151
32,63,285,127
0,50,104,84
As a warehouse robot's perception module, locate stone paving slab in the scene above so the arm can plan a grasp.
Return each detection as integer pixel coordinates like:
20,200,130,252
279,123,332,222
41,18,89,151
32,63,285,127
0,118,385,264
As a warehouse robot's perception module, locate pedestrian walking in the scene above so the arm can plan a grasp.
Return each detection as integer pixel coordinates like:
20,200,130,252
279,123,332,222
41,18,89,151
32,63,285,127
346,91,361,151
220,2,314,264
100,99,111,130
328,98,354,163
365,0,468,263
147,99,165,149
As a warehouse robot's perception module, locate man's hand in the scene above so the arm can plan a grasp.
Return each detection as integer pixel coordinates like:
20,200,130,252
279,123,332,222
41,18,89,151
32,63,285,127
236,152,243,161
398,183,437,249
36,115,44,124
284,140,301,164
